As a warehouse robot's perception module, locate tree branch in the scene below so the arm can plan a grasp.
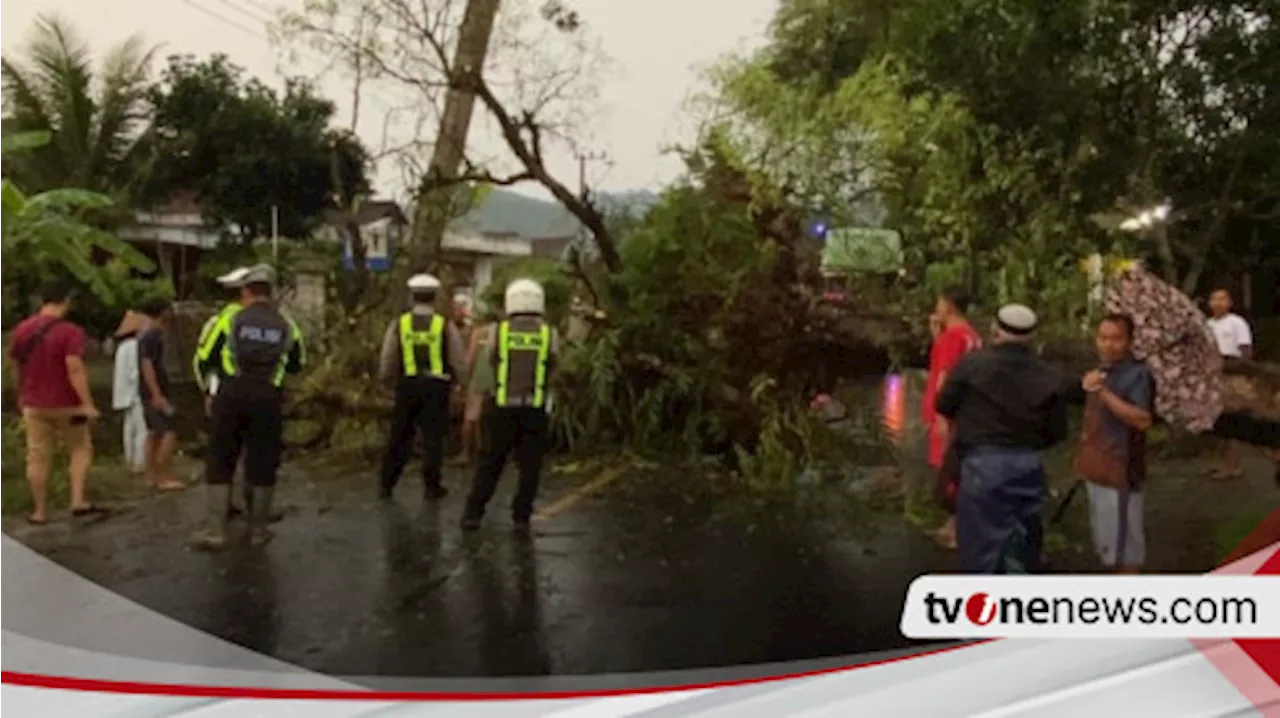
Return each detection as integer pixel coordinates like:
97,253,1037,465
471,77,620,272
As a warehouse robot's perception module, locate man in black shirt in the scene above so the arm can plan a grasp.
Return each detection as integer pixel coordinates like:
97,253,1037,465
192,265,304,549
935,304,1068,574
137,298,185,493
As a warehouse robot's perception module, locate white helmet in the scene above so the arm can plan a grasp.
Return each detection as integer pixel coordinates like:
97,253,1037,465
504,278,545,315
407,273,441,291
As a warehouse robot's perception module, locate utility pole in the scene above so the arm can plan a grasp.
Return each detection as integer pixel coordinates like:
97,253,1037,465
408,0,503,272
574,150,609,258
576,149,609,200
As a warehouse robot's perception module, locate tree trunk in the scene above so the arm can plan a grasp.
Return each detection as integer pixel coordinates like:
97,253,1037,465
408,0,503,272
1179,153,1244,296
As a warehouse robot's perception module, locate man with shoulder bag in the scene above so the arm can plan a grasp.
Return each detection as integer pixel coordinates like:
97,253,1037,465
6,280,103,524
1074,314,1156,574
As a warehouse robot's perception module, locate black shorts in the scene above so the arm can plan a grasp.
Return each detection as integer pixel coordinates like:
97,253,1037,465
143,406,176,434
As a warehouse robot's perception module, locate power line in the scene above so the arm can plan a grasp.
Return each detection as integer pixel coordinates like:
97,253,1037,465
183,0,263,39
183,0,406,112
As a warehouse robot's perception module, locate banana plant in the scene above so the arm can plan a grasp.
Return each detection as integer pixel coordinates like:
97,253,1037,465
1,130,155,302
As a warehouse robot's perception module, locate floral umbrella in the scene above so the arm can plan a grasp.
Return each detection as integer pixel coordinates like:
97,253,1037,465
1103,267,1223,433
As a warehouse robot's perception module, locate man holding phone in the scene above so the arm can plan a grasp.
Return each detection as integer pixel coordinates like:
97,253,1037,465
138,298,184,492
7,280,101,524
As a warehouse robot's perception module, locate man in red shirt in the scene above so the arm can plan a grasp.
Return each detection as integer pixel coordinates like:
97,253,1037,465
921,286,982,549
7,280,101,524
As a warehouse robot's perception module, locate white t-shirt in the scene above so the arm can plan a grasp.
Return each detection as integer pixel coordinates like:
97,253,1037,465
1208,313,1253,357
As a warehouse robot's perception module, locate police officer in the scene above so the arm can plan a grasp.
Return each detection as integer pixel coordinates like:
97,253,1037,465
461,278,558,531
378,273,468,500
193,266,250,516
192,264,305,549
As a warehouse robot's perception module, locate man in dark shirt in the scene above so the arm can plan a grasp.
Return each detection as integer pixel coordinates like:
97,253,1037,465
137,298,184,492
1074,314,1155,573
935,304,1068,574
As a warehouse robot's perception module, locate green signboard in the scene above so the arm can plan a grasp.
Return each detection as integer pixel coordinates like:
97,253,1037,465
821,227,904,274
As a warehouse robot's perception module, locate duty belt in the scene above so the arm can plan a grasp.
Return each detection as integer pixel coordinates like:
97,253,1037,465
498,395,541,408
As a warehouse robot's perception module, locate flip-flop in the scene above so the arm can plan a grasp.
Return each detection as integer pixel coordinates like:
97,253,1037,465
1210,469,1244,482
71,505,108,518
152,480,186,493
26,514,47,526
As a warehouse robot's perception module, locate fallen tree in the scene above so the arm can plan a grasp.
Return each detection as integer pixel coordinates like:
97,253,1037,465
279,138,906,481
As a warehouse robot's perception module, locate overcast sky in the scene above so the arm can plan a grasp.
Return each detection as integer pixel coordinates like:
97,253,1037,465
1,0,777,200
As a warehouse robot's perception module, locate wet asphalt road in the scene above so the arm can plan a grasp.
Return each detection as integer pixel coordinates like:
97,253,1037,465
9,461,953,677
8,376,1277,677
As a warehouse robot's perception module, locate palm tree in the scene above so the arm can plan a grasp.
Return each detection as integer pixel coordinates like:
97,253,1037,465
1,14,159,199
1,129,155,302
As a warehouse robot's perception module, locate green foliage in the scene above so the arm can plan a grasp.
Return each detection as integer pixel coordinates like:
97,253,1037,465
754,0,1280,295
711,40,1107,342
732,376,889,490
143,53,372,241
1,14,157,200
1,420,46,515
1,129,51,153
72,261,175,339
1,130,156,310
546,158,899,482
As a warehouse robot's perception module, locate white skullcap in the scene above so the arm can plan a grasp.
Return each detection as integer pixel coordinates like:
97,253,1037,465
996,303,1038,335
407,273,441,291
240,263,277,285
216,266,251,287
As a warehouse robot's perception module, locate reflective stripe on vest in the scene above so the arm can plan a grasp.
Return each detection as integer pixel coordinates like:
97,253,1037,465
495,320,550,408
194,303,241,387
399,312,445,378
272,317,304,386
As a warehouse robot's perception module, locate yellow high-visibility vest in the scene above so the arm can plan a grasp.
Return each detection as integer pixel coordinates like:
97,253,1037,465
399,312,446,377
495,320,550,408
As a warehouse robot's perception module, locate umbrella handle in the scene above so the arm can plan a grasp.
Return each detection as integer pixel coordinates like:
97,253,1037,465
1050,479,1084,525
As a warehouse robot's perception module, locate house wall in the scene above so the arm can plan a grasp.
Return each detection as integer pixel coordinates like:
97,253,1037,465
474,257,495,291
281,272,327,338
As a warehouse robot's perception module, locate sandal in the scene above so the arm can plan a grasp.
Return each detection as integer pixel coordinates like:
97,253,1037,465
26,514,47,526
152,479,186,492
932,525,958,550
71,504,108,518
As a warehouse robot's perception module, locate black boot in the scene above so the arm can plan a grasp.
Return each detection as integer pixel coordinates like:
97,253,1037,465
192,485,233,550
249,487,276,546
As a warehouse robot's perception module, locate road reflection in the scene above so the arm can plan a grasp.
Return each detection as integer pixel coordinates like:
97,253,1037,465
882,373,906,442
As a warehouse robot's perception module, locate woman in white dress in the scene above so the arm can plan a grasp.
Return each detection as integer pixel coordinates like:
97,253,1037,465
111,310,148,476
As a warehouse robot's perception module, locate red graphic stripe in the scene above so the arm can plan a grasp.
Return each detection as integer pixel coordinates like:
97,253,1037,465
1,642,982,701
1196,508,1280,714
1235,544,1280,687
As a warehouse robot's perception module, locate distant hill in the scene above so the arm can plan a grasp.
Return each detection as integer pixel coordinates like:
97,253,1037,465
452,188,659,239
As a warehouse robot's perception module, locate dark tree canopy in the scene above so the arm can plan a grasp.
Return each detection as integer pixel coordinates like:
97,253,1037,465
755,0,1280,296
142,54,371,241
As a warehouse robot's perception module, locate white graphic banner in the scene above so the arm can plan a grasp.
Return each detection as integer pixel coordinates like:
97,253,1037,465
901,575,1280,639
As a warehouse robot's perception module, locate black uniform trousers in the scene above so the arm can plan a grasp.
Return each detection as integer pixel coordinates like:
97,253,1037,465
380,377,451,492
464,405,550,522
207,382,285,488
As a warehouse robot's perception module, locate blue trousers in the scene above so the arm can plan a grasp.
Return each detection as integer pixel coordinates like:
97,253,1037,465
956,447,1045,574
